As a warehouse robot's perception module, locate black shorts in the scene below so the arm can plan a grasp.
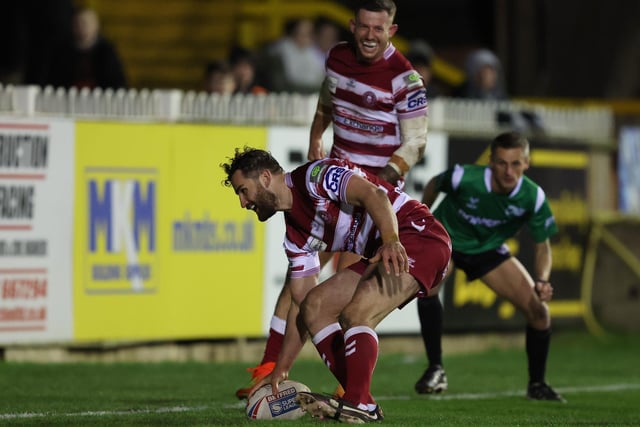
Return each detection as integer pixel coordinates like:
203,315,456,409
452,244,511,281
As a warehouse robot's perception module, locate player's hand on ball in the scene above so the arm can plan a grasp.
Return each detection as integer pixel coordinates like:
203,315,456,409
249,373,272,398
248,368,288,398
268,368,289,395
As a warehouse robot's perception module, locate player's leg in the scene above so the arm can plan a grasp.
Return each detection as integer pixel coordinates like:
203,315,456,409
299,224,451,422
338,224,450,413
236,251,352,399
415,260,453,394
340,265,422,405
481,258,564,401
335,251,361,271
299,264,422,423
300,268,361,388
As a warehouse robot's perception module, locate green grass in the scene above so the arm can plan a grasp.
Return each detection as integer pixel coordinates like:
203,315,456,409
1,331,639,426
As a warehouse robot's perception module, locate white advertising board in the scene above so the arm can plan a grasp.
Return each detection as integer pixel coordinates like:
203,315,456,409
265,126,448,334
0,118,74,344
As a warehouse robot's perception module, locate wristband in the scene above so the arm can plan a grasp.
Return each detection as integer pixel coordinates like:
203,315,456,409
535,279,549,284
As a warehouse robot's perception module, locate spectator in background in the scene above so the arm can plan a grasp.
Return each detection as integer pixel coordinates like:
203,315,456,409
47,7,127,90
228,46,267,95
202,60,236,94
312,16,341,64
264,17,326,94
455,48,507,100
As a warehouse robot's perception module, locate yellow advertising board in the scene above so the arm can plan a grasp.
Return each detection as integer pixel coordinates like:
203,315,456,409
74,122,266,341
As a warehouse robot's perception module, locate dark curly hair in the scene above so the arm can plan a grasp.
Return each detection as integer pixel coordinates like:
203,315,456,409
220,146,284,187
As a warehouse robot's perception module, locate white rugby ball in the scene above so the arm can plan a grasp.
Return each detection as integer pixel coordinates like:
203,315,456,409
246,380,310,420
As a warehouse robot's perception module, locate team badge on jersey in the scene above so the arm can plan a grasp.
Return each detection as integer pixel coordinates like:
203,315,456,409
362,91,377,107
505,205,526,217
466,197,479,209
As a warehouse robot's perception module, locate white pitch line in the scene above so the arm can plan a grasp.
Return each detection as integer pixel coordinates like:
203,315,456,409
0,405,209,421
379,383,640,401
1,383,639,420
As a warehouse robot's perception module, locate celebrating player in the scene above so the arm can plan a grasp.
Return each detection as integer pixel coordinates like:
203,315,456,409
221,147,450,422
415,131,565,402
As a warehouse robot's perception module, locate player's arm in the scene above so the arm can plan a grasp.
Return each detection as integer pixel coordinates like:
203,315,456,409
345,174,409,276
253,274,317,395
378,113,429,184
533,239,554,301
421,175,441,207
308,78,333,161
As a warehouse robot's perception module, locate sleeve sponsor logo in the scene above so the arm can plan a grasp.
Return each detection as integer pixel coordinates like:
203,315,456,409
324,165,347,193
310,164,325,183
407,89,427,110
404,71,423,89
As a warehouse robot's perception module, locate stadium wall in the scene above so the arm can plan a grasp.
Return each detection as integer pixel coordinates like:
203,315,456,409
1,87,634,358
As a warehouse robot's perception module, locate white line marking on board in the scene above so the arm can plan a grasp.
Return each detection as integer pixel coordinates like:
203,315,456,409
1,383,639,420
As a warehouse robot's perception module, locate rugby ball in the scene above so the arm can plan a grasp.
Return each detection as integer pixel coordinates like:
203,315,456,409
246,380,310,420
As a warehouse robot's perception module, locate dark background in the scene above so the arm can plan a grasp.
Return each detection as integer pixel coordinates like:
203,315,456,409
1,0,638,99
341,0,640,99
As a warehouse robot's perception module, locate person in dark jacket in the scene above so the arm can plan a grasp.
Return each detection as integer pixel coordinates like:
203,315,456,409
47,7,127,90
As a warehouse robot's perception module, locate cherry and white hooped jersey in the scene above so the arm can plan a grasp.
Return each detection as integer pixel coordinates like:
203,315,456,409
325,42,428,174
283,158,422,279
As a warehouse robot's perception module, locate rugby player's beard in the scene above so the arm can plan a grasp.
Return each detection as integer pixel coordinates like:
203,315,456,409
253,186,278,222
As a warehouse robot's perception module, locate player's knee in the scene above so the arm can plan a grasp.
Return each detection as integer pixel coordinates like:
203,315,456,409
338,305,359,330
299,294,321,325
526,298,550,326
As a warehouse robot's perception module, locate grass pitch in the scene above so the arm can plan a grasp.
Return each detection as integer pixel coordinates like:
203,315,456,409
1,331,639,426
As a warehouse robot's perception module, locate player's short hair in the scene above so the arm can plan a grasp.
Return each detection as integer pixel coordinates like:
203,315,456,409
356,0,397,21
490,131,530,158
221,147,283,187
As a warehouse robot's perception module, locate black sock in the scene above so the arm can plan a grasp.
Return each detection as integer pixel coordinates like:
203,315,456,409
417,296,443,368
526,325,551,384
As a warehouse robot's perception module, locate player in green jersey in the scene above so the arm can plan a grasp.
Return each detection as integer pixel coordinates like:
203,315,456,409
415,131,565,401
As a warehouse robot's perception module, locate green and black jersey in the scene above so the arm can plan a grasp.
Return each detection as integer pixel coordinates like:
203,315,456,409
432,164,557,254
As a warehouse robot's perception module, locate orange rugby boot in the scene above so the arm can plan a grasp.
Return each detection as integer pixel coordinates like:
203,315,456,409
235,361,276,399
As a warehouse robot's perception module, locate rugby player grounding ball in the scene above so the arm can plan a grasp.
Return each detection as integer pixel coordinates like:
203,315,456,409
246,380,311,420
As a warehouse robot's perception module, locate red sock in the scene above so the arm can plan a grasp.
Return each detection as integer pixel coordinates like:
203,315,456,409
343,326,378,407
260,316,286,364
312,323,347,386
